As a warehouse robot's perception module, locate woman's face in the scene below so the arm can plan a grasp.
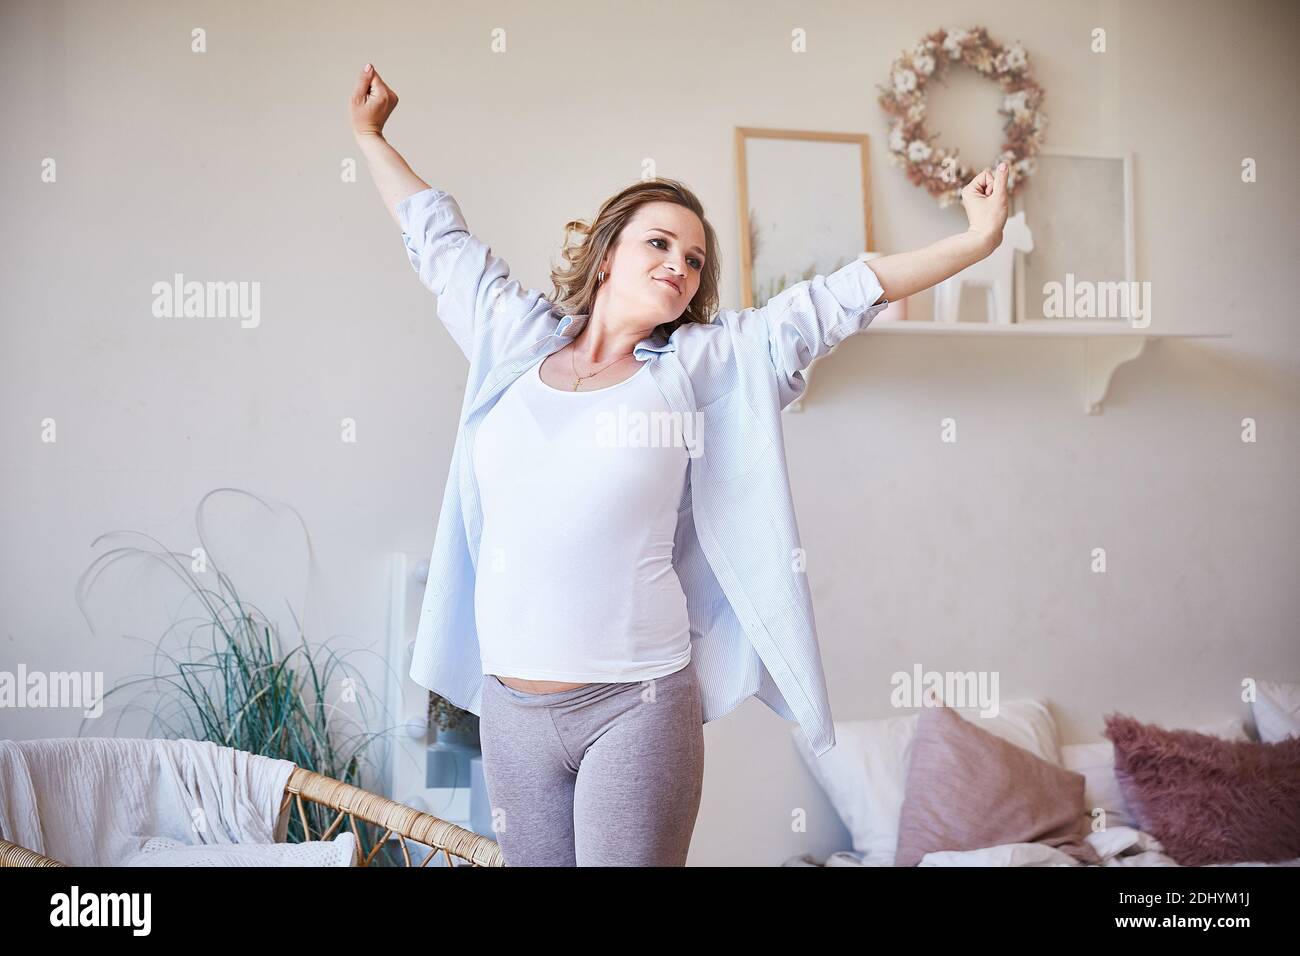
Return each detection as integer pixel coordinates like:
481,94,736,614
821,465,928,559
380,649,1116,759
601,201,707,323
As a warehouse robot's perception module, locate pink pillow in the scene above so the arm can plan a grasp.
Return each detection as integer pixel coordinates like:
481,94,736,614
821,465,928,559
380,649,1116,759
1104,713,1300,865
894,705,1100,866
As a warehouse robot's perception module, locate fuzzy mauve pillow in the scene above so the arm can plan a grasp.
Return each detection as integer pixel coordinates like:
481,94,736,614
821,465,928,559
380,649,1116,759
1104,713,1300,865
893,705,1099,867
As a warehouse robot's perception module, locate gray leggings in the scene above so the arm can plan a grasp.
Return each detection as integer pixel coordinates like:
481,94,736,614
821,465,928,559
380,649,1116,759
478,655,704,866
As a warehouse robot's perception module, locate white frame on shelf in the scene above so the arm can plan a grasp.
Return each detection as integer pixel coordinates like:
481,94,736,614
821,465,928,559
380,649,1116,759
1012,147,1137,326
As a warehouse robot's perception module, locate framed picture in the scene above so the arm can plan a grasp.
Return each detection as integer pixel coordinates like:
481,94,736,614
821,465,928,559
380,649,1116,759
1013,148,1136,322
735,127,876,309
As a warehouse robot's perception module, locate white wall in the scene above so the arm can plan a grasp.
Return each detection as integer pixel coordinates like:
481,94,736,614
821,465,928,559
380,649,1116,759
1,0,1296,866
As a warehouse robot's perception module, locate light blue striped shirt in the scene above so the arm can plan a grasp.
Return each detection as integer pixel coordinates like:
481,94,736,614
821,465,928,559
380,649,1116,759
397,187,890,756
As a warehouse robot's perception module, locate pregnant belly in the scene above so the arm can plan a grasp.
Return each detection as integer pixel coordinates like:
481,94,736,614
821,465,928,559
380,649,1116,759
496,676,591,694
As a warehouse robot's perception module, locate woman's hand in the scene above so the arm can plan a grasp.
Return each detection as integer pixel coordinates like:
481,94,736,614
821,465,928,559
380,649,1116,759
349,63,398,138
961,162,1010,255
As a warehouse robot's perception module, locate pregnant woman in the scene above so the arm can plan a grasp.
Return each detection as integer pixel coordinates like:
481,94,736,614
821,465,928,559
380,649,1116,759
349,64,1008,866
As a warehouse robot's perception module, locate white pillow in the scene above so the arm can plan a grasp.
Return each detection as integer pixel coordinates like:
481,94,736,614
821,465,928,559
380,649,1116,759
1060,717,1250,831
1251,681,1300,743
1059,741,1136,829
123,832,357,867
790,698,1062,865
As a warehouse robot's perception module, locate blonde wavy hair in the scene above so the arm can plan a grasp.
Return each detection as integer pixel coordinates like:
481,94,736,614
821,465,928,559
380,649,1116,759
549,178,721,340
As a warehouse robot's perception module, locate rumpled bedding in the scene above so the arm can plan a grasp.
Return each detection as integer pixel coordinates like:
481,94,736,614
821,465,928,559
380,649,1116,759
781,826,1300,867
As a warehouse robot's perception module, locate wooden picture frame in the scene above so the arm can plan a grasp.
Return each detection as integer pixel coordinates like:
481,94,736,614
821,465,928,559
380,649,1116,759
735,127,876,311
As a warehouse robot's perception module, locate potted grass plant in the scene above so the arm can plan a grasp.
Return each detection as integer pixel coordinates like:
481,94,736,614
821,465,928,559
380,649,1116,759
75,488,405,857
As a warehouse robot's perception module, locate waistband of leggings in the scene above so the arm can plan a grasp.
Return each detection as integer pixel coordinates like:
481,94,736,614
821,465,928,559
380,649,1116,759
484,657,693,708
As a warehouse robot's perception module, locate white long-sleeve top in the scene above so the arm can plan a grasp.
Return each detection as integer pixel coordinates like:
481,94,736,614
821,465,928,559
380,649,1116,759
472,356,692,682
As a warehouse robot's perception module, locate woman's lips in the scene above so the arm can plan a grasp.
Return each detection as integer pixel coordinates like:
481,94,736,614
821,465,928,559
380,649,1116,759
656,277,681,295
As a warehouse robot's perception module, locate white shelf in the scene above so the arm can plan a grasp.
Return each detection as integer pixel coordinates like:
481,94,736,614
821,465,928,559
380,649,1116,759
860,319,1230,337
784,319,1232,415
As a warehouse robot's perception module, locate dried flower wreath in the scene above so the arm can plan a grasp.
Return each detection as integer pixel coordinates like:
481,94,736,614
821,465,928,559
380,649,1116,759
878,26,1047,208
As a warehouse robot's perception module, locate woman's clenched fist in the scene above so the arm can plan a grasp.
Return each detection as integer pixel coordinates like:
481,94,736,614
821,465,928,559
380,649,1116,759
961,162,1010,251
350,63,398,137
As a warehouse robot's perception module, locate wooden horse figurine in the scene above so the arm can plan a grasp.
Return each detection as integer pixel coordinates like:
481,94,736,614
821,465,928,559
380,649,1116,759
933,210,1034,325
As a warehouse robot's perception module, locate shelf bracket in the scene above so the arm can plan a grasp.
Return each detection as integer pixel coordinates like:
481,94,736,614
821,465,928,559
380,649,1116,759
1084,335,1148,414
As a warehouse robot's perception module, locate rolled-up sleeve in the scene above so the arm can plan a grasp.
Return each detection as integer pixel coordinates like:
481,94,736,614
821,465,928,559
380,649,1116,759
764,256,891,410
395,187,552,364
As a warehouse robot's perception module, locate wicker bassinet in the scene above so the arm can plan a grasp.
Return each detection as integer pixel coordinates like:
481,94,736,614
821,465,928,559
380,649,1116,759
0,765,504,868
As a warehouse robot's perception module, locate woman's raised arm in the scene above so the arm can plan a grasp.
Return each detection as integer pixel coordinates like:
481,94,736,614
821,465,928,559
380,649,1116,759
346,63,560,366
865,162,1011,302
760,163,1011,410
349,64,431,223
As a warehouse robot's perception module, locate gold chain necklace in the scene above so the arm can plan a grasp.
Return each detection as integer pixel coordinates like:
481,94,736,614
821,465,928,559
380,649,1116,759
570,346,633,391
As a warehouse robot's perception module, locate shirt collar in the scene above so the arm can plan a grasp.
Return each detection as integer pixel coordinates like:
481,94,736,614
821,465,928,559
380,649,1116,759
554,311,677,357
